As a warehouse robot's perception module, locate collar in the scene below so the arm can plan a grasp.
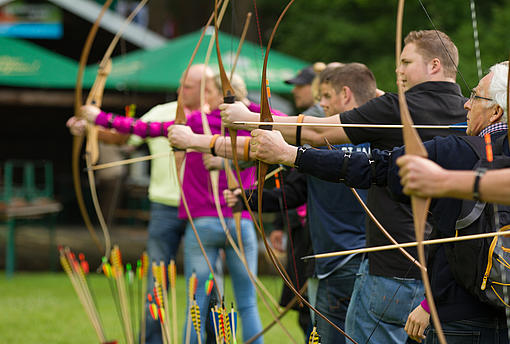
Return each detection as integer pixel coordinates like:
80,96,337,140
478,122,509,137
405,81,463,96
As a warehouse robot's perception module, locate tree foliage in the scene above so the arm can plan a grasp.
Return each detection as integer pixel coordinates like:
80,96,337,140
252,0,510,94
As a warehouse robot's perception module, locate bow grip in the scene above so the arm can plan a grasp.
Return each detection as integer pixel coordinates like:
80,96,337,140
171,123,187,152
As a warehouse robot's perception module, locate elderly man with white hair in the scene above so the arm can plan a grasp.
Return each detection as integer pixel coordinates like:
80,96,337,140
248,61,510,343
397,62,510,206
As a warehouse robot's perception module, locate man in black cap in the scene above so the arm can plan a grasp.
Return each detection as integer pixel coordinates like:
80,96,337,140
286,65,325,117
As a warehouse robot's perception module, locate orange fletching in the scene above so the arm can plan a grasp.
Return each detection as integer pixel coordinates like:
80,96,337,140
484,134,493,162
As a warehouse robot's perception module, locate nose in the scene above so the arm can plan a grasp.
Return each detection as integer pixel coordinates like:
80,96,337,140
463,99,471,110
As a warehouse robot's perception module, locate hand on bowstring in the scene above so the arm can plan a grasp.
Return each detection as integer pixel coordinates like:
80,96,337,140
404,304,430,343
223,188,242,209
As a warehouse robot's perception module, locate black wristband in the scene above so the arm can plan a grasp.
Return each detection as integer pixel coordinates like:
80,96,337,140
295,114,304,146
473,168,487,201
296,126,302,147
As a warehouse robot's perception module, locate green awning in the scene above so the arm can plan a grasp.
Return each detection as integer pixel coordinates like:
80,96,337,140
84,29,308,93
0,36,78,88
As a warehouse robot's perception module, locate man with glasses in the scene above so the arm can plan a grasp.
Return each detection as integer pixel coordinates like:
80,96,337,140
395,63,510,206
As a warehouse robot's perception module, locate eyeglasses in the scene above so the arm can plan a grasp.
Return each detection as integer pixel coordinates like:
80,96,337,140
469,89,493,103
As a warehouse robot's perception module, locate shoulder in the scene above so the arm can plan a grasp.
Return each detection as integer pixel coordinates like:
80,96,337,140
341,94,397,124
140,101,178,121
303,103,325,117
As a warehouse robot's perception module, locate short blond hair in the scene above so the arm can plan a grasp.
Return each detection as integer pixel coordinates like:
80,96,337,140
404,30,458,79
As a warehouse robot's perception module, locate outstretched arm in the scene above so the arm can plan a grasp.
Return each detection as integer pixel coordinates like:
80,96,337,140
220,102,351,146
248,129,390,188
397,155,510,205
67,106,129,144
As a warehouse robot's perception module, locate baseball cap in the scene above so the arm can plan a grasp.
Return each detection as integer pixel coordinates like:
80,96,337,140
284,66,315,85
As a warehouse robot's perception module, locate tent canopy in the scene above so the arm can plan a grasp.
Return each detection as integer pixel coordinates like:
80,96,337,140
0,36,79,88
0,31,308,93
84,28,308,93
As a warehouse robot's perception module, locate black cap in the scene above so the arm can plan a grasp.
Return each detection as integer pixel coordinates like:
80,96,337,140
284,66,315,85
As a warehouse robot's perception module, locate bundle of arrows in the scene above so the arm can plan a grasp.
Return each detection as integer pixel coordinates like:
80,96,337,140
184,273,238,344
146,259,179,344
209,301,238,344
60,245,149,344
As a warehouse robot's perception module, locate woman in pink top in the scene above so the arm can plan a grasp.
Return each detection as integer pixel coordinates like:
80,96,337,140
179,74,263,344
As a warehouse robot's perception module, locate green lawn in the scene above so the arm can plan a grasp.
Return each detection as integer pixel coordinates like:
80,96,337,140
0,272,303,343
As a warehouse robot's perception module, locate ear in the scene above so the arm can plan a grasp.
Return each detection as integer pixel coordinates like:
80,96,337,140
429,58,441,75
490,105,504,124
342,86,352,103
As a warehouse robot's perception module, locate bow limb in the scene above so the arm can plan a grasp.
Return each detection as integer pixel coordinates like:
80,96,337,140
256,0,300,285
396,1,445,342
79,0,149,261
72,0,113,254
253,2,358,343
85,59,112,166
84,60,113,261
86,0,149,166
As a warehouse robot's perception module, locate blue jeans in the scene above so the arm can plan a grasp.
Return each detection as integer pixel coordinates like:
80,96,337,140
183,217,262,344
345,259,424,344
425,317,509,344
315,255,362,344
145,202,187,344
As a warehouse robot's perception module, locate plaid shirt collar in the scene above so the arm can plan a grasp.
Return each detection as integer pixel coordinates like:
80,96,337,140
478,122,509,137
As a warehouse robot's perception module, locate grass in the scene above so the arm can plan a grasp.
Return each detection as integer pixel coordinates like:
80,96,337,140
0,272,303,343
